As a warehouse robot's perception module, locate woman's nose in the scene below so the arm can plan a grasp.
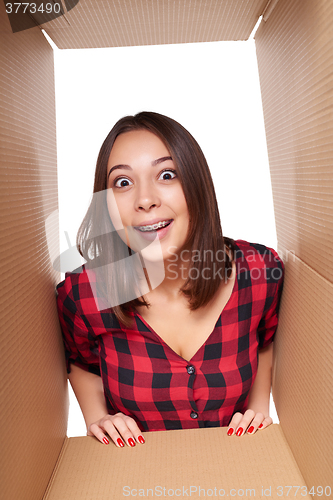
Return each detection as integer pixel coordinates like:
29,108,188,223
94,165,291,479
135,184,161,211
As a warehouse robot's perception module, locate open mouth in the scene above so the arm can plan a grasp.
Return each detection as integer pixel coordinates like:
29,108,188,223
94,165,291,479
135,219,173,232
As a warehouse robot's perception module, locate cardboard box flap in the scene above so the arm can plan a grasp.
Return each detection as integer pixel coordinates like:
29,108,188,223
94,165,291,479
255,0,333,281
41,0,269,49
272,253,333,487
1,0,332,498
0,7,67,500
44,425,311,500
255,0,333,487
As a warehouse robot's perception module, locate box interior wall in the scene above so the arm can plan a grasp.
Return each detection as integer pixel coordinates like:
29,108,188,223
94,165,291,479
0,0,332,498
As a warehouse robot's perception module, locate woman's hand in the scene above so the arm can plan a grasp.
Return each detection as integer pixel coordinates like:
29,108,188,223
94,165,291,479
227,409,273,436
87,412,145,447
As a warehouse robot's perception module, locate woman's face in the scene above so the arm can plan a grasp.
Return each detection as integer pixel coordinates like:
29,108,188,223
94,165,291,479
106,129,190,262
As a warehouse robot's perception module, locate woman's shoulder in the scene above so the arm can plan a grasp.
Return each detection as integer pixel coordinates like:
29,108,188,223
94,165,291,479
233,239,282,261
56,264,122,329
56,263,105,311
56,265,92,319
233,239,284,279
56,264,89,297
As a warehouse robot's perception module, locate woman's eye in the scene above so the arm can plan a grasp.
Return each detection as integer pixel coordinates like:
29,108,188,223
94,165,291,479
158,169,177,181
114,177,133,188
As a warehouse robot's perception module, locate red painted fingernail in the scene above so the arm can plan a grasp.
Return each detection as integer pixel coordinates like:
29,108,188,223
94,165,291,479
103,437,109,445
258,423,264,429
138,435,145,444
236,427,243,436
128,437,136,447
248,426,255,434
227,428,234,436
117,438,124,447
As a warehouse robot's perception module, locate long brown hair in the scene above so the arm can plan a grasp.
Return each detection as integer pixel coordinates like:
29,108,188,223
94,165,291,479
77,112,234,327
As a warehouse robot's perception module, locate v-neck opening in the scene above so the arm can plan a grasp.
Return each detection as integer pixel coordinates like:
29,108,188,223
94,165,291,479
134,258,239,363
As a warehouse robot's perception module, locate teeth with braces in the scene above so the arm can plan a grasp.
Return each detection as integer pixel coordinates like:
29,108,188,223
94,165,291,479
137,220,171,232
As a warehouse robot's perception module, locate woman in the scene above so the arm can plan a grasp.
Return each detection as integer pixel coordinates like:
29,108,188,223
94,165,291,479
56,111,284,449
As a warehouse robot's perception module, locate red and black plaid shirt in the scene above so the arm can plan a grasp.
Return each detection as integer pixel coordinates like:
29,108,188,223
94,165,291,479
56,240,284,432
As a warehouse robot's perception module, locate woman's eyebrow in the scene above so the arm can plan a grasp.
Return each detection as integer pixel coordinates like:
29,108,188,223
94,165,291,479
108,156,173,179
108,164,131,178
151,156,173,166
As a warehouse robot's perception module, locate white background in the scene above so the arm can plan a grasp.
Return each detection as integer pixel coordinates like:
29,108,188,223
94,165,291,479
50,36,279,436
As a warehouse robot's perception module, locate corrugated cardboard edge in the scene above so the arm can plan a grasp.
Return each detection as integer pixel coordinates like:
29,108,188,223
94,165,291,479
43,437,69,500
42,0,268,48
44,425,312,500
272,251,333,487
255,0,333,487
0,5,68,499
255,0,333,281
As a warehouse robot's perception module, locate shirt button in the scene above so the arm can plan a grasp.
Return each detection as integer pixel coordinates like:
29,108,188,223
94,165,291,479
190,411,198,419
187,365,195,375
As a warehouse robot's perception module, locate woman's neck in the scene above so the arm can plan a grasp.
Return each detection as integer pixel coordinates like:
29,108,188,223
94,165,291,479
142,251,192,302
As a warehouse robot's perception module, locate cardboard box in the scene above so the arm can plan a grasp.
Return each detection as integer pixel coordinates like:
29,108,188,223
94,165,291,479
0,0,332,498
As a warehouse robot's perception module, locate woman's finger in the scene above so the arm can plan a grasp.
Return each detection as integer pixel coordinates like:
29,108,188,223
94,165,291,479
87,413,145,447
122,414,145,444
245,412,265,434
257,416,273,430
227,412,245,436
104,414,139,447
87,422,112,446
102,418,127,447
234,409,256,436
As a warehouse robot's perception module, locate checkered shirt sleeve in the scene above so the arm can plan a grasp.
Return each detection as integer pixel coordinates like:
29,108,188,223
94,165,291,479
56,269,101,376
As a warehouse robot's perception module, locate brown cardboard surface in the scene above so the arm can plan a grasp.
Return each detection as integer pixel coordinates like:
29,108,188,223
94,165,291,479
255,0,333,281
272,252,333,488
1,0,333,498
45,425,311,500
42,0,268,49
255,0,333,486
0,5,67,500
